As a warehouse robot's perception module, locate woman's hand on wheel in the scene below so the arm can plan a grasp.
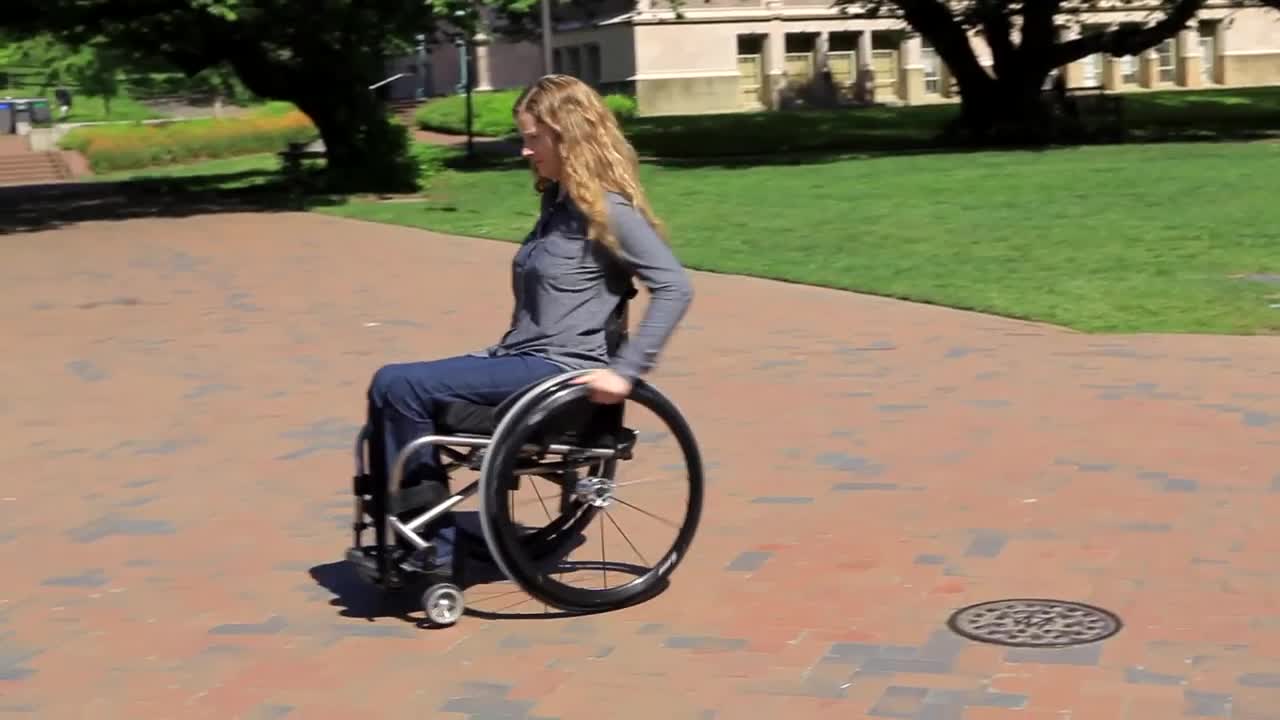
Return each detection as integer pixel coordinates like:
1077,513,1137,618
571,368,633,404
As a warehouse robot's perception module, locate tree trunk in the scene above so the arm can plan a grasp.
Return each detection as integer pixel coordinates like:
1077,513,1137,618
292,82,418,193
230,51,419,194
952,69,1054,145
897,0,1206,148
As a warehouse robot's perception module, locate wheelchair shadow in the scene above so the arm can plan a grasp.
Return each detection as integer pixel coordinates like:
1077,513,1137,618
308,560,424,626
461,559,667,623
309,510,667,625
453,511,599,622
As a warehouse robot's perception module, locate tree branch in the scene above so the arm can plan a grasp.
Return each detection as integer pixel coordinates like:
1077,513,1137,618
895,0,994,91
975,0,1018,72
1050,0,1205,66
1020,0,1061,69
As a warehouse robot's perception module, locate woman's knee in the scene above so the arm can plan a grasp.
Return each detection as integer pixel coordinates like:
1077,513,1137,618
368,362,417,408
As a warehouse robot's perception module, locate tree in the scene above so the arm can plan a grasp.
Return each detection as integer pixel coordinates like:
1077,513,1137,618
1,0,523,191
0,32,130,116
833,0,1208,143
57,41,128,116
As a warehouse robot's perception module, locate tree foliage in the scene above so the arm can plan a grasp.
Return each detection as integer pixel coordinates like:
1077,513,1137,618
0,0,537,191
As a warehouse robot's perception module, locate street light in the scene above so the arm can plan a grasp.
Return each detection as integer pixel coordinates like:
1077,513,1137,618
541,0,553,75
454,37,474,158
451,7,477,159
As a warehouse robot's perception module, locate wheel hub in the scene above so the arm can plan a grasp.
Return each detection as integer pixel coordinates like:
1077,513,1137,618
575,476,615,507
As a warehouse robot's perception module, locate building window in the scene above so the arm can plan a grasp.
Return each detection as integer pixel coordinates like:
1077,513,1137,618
1158,39,1175,83
1082,52,1103,87
1121,54,1139,85
553,48,563,74
921,42,941,94
586,43,602,85
1199,21,1217,84
784,33,816,83
567,46,583,78
1078,25,1105,88
736,34,765,109
827,32,858,94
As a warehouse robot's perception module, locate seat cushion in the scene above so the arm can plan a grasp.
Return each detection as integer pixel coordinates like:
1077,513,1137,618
433,376,551,436
436,399,500,436
434,389,625,445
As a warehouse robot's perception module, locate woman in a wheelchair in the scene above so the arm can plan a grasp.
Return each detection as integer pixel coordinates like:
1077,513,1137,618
352,74,704,625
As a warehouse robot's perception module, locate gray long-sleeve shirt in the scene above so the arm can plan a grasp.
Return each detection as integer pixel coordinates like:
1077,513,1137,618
480,184,694,380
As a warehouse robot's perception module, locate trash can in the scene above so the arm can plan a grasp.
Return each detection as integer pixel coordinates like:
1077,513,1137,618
0,102,12,134
30,99,51,125
12,100,32,136
13,100,31,126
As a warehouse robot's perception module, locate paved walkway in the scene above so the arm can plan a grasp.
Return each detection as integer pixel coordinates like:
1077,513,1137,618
3,210,1280,719
415,129,520,156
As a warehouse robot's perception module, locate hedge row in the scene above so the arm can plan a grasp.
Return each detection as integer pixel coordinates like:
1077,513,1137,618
59,107,317,173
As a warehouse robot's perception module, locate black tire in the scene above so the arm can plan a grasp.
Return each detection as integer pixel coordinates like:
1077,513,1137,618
478,374,703,614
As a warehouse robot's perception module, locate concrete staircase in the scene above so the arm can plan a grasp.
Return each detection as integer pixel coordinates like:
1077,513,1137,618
0,152,70,186
0,136,70,187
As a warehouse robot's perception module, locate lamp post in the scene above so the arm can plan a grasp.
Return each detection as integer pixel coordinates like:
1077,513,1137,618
454,37,474,158
540,0,553,75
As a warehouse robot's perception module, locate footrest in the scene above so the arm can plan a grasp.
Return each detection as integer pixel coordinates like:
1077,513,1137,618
346,545,413,589
345,546,381,583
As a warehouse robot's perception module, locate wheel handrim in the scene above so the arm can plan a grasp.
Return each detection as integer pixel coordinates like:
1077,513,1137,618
479,377,703,613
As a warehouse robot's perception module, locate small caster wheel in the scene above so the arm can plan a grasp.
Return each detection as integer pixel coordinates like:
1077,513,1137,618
422,583,464,627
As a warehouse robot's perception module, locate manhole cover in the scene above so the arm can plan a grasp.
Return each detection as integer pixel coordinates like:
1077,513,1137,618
946,598,1121,648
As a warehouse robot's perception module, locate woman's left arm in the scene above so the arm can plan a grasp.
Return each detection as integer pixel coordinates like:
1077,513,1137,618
604,195,694,383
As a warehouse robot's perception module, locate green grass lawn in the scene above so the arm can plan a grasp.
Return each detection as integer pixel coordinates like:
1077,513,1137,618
317,140,1280,335
91,152,289,189
92,152,278,178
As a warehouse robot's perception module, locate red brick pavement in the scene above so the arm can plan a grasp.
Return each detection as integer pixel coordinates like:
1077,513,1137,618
3,210,1280,719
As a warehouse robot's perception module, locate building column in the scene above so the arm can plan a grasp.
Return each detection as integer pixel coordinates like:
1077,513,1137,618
472,32,494,91
1102,56,1123,90
899,32,924,104
1139,46,1159,88
1058,25,1084,87
853,30,874,103
1215,19,1229,85
764,5,786,109
1177,27,1201,87
857,29,873,73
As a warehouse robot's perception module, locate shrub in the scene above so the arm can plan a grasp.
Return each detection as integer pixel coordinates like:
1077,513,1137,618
415,89,523,136
414,89,640,135
603,93,637,120
60,106,317,173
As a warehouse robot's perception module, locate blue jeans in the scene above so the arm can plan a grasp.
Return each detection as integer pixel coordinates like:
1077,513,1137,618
366,353,563,566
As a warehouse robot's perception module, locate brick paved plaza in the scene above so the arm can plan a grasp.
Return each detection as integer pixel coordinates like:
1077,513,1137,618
3,208,1280,719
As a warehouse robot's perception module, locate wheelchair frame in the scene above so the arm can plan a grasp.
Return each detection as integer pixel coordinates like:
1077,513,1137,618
347,369,703,627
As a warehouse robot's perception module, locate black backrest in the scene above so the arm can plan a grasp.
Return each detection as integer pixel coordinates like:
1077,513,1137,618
605,284,637,358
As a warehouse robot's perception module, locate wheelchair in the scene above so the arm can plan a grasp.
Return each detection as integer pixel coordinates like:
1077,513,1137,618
344,299,704,627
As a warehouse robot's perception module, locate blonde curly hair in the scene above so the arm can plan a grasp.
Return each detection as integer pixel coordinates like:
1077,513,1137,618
513,74,666,252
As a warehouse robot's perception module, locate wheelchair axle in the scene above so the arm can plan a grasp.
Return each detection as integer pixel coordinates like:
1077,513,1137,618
574,476,616,508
